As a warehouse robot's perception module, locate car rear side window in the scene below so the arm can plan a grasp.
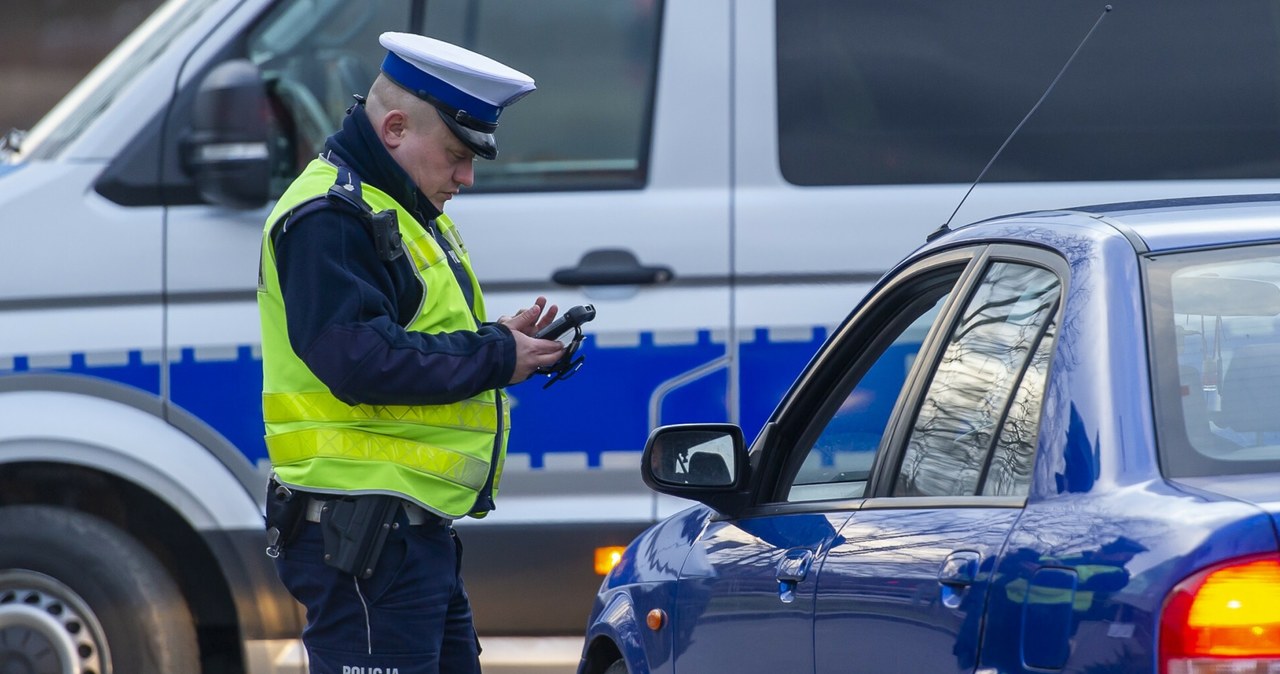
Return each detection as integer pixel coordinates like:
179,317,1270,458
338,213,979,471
894,262,1061,497
983,317,1055,496
777,0,1280,186
1148,244,1280,477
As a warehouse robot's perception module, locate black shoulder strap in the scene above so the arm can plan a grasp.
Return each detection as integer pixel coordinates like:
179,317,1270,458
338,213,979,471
274,152,403,262
322,155,371,217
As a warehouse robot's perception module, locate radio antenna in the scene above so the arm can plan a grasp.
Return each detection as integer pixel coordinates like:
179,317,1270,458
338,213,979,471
930,4,1113,241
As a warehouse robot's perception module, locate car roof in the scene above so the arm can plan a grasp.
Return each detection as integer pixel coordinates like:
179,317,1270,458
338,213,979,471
986,193,1280,253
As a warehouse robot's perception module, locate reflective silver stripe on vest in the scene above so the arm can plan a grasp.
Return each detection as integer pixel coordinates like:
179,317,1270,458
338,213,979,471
263,392,501,432
267,427,490,490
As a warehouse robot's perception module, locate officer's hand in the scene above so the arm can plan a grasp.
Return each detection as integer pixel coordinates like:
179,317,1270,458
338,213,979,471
498,296,559,337
508,330,564,384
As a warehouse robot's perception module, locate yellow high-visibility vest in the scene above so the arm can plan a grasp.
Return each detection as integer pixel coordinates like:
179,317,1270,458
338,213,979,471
257,156,508,519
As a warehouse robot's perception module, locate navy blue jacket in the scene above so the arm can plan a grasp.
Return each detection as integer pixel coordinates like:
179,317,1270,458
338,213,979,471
272,103,516,407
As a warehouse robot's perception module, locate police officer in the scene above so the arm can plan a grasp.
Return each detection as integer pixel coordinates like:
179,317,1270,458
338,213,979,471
257,32,563,673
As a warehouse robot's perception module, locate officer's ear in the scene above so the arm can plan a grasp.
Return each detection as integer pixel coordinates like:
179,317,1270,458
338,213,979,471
378,110,409,149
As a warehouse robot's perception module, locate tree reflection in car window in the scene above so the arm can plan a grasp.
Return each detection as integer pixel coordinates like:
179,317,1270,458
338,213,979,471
895,263,1061,497
983,318,1056,496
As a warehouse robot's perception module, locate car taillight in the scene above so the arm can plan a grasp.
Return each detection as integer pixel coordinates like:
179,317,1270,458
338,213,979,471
1160,553,1280,674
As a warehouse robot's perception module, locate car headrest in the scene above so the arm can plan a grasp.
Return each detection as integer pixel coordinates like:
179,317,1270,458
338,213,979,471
1216,343,1280,435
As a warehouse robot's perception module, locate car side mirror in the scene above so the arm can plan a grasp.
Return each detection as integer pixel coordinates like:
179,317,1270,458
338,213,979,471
641,424,751,516
182,59,272,209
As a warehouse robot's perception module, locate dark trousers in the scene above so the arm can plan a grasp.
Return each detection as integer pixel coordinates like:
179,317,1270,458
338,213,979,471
271,505,481,674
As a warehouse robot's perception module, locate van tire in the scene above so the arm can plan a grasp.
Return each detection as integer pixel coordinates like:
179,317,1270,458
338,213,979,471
0,505,200,674
604,660,628,674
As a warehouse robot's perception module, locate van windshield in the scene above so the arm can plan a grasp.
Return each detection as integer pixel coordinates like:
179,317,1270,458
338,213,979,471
1148,243,1280,478
17,0,219,161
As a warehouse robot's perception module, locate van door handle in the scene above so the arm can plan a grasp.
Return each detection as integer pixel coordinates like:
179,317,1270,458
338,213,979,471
552,248,674,286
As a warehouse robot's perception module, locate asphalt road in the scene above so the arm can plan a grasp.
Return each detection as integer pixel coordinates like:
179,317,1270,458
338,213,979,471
479,637,581,674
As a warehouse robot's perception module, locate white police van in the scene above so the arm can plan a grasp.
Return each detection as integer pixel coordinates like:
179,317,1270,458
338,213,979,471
3,0,1280,671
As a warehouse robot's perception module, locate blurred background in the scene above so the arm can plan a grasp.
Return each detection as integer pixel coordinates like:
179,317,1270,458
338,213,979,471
0,0,162,133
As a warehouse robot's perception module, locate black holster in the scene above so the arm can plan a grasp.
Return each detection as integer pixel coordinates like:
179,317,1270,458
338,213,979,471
318,495,401,578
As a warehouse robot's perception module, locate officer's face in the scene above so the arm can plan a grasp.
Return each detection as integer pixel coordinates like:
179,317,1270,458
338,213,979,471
391,110,476,211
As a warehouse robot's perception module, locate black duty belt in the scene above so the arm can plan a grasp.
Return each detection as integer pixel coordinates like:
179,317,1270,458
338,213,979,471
304,496,445,526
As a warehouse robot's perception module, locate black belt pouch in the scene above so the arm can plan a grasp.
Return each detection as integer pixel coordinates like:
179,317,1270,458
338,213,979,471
319,495,400,578
265,479,307,556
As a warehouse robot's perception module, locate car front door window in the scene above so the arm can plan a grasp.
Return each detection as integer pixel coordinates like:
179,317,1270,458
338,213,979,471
787,292,951,502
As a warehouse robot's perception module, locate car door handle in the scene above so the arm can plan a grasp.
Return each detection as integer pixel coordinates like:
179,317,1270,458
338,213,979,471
776,547,815,604
938,550,981,609
552,248,674,286
938,550,981,587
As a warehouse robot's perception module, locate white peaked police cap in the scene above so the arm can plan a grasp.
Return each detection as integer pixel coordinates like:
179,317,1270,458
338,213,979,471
378,32,536,160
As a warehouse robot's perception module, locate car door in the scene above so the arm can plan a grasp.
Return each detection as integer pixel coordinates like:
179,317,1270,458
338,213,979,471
672,249,978,673
811,246,1066,672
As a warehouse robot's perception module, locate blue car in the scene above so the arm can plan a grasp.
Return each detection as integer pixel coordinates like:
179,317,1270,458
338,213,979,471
579,195,1280,674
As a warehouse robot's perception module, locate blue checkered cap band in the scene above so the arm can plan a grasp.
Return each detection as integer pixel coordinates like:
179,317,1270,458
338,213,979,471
378,32,535,131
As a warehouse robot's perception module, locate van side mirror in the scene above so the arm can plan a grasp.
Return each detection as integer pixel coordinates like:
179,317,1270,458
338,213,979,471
641,424,751,516
183,59,272,209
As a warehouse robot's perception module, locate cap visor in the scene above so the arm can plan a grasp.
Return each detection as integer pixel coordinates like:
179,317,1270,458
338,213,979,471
438,110,498,160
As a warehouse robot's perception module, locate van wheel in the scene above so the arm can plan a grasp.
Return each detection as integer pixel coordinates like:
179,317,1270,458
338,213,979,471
604,660,628,674
0,505,199,674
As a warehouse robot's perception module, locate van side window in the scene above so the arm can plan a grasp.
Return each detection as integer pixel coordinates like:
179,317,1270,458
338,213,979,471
247,0,661,195
777,0,1280,186
248,1,414,184
422,1,662,193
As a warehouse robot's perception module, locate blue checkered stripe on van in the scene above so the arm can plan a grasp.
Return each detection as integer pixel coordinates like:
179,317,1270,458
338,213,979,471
0,328,832,469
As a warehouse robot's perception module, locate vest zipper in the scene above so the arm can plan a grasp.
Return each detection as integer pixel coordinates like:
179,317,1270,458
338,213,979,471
472,389,503,515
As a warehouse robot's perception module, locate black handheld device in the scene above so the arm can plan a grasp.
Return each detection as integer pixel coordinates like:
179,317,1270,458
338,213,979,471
535,304,596,343
534,304,596,386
